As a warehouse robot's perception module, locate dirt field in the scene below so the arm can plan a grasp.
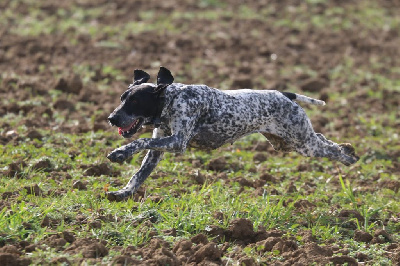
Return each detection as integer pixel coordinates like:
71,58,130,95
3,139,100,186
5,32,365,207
1,0,399,265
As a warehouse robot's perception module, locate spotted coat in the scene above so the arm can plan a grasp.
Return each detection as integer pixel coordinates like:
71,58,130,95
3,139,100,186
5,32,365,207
106,68,359,201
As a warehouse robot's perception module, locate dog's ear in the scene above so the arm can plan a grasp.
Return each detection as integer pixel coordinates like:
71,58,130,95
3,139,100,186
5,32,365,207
155,67,174,93
133,69,150,85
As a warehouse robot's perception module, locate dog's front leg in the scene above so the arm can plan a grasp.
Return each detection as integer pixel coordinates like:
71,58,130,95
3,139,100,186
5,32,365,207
106,129,165,201
107,132,187,163
106,150,163,201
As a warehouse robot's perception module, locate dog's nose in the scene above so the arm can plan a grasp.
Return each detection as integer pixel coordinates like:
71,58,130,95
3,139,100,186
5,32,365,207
108,115,118,126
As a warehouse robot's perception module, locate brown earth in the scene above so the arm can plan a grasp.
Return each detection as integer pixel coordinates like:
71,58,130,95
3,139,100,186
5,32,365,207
1,0,399,264
1,218,383,265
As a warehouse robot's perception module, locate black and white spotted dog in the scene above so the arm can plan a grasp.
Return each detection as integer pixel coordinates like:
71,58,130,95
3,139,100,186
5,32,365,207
107,67,359,201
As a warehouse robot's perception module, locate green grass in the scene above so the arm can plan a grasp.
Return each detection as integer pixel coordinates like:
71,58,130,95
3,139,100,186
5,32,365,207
1,0,399,264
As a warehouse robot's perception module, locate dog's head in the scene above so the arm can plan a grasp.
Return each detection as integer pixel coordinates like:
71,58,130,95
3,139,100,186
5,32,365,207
108,67,174,138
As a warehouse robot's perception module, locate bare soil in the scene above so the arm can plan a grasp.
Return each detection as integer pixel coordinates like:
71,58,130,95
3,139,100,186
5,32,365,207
1,0,399,264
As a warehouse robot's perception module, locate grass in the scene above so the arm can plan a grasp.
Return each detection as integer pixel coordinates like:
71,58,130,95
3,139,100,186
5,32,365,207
1,128,398,263
1,0,399,264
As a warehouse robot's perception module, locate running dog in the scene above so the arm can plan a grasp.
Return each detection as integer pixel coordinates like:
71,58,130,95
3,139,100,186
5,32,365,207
107,67,358,201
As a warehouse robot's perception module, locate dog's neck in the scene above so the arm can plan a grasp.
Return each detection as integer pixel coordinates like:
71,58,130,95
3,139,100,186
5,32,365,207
152,91,165,128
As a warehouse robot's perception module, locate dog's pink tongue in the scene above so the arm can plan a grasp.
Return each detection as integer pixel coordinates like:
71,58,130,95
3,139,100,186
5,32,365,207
118,124,132,135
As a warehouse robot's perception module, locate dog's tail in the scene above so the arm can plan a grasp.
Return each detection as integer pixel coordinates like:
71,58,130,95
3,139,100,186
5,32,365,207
281,92,326,106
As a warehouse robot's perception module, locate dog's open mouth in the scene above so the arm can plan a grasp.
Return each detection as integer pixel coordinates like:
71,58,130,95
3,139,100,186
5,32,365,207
118,118,144,138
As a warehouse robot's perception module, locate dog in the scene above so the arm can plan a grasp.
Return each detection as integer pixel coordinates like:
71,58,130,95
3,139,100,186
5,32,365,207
106,67,359,201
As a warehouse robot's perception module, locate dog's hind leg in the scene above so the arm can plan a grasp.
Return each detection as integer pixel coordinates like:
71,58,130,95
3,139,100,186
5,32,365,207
106,129,164,202
294,133,359,166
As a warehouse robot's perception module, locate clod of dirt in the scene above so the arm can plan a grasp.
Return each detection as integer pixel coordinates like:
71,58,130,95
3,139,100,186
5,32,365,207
173,239,194,260
304,242,333,257
25,245,36,252
356,252,369,262
272,239,298,253
82,163,112,176
259,173,276,183
149,195,164,204
253,152,267,162
213,211,224,222
191,234,209,245
237,177,253,188
297,230,316,243
64,238,108,258
148,247,180,265
55,74,83,94
392,249,400,265
228,218,255,243
253,179,266,188
31,158,53,172
138,238,180,265
300,77,328,93
23,184,43,196
371,229,393,244
40,215,60,228
297,163,311,172
111,255,140,265
72,180,87,190
330,255,357,265
0,245,31,266
44,235,67,250
208,157,227,171
0,253,26,266
162,228,177,237
88,221,102,229
256,237,282,252
239,257,255,266
191,159,202,168
22,222,33,230
380,180,400,193
192,170,205,184
4,161,26,178
61,231,75,244
192,243,222,263
337,209,364,223
2,191,19,200
53,99,75,111
204,225,225,240
354,230,373,243
293,199,316,210
18,241,30,250
286,183,297,193
0,245,21,255
26,130,43,140
50,257,71,265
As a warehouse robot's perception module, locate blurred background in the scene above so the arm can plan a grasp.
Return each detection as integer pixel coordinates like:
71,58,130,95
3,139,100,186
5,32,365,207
0,0,400,264
1,0,399,141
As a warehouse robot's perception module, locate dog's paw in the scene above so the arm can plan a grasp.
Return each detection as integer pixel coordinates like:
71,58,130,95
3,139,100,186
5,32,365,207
339,143,360,165
107,149,128,163
106,189,134,202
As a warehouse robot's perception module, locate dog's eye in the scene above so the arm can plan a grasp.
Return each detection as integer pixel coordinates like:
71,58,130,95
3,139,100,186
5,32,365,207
128,94,137,103
130,98,137,104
